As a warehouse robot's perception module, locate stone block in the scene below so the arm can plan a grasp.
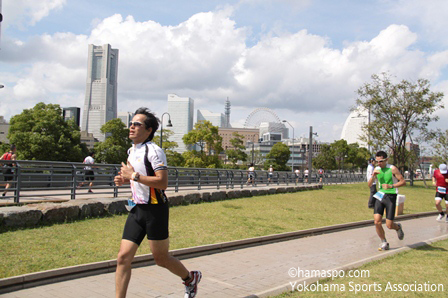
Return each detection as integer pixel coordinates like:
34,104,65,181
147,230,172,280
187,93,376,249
240,189,252,197
2,206,42,227
276,187,286,194
210,191,227,202
168,195,184,206
226,191,241,199
79,202,106,219
184,193,201,204
250,189,259,196
201,192,211,202
286,187,295,193
42,204,79,223
268,188,277,195
257,189,268,196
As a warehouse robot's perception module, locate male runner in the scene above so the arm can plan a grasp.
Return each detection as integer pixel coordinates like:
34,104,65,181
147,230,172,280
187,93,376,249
368,151,406,251
1,144,17,197
78,152,95,193
432,163,448,222
366,158,376,209
114,108,201,298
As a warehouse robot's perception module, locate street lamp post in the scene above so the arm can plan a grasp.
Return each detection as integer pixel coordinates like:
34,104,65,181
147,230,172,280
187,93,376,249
160,112,172,149
282,120,294,172
308,126,318,183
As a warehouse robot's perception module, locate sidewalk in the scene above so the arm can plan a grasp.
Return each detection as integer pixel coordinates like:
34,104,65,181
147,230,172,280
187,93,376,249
1,214,447,297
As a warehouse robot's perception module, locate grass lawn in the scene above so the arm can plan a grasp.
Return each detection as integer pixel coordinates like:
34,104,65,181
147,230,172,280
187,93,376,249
275,238,448,297
0,182,439,278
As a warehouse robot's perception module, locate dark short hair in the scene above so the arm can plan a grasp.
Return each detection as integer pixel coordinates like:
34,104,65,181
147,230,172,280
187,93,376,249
89,151,95,157
10,144,16,151
369,158,375,162
134,107,160,141
376,151,388,159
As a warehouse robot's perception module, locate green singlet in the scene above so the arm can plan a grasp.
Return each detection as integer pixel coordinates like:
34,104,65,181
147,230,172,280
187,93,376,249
376,165,397,194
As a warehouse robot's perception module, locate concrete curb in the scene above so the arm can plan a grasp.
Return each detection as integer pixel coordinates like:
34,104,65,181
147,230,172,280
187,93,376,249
0,210,439,294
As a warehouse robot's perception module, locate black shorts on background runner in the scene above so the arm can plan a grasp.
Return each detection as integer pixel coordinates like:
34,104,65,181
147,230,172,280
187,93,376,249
122,202,169,244
374,193,397,220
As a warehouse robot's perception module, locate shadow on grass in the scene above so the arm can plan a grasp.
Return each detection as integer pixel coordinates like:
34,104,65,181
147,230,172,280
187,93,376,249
0,213,119,234
406,241,448,252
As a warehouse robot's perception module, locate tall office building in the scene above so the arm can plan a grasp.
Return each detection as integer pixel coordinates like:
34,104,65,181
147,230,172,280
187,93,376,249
81,44,119,142
167,94,194,153
197,109,225,127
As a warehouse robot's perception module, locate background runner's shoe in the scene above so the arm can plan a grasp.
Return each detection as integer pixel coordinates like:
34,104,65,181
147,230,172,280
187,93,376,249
378,242,389,251
396,223,404,240
184,271,202,298
436,214,444,221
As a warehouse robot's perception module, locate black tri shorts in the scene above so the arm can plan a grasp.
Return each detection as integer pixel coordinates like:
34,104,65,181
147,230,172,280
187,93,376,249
122,202,169,244
374,193,397,220
435,191,447,200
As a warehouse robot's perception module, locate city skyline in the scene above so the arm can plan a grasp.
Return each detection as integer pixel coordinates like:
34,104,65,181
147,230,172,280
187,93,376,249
1,1,448,145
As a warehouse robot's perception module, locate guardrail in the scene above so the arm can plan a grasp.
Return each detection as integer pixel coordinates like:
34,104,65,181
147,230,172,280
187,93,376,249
0,160,365,204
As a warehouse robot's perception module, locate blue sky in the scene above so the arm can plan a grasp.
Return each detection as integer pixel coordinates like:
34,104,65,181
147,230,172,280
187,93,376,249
1,0,448,144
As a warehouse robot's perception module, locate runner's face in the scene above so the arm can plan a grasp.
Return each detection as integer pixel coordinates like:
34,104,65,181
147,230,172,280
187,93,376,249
129,114,152,144
375,157,388,168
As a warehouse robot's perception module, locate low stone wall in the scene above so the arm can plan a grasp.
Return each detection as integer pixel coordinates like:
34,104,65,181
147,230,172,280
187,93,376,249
0,184,322,228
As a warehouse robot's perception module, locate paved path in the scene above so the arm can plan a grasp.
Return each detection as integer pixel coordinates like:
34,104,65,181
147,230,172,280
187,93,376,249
2,215,447,297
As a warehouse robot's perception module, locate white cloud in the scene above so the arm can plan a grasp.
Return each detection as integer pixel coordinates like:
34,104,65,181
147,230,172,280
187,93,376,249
3,0,66,28
2,7,448,141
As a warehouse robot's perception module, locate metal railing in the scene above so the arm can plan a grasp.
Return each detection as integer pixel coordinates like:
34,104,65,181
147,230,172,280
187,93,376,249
0,160,365,204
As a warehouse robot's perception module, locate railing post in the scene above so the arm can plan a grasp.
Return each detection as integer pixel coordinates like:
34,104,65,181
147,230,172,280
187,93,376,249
175,168,179,192
217,170,220,190
197,169,201,190
71,164,77,200
113,166,119,198
14,162,21,204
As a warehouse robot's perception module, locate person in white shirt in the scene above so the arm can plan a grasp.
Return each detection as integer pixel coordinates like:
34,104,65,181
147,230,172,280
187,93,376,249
114,108,201,298
366,158,376,209
77,152,95,193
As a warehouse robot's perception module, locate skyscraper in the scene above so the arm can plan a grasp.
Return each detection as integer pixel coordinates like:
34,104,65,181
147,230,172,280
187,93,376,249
81,44,119,142
167,94,194,153
197,109,225,127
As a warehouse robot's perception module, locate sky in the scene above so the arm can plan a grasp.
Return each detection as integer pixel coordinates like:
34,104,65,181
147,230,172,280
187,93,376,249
1,0,448,143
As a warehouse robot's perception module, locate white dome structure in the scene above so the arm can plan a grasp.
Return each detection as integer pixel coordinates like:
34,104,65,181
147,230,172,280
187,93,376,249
340,107,368,148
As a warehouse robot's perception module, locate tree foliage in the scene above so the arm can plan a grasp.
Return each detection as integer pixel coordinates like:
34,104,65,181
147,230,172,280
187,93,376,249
264,142,290,171
94,118,132,164
226,132,247,165
431,129,448,166
356,73,444,170
8,102,87,161
152,129,177,151
183,120,223,155
312,144,337,170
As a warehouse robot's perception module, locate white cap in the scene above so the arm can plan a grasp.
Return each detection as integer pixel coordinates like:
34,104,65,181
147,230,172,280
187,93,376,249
439,164,447,174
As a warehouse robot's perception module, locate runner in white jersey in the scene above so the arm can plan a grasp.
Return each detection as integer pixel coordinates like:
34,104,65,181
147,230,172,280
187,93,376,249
114,108,201,298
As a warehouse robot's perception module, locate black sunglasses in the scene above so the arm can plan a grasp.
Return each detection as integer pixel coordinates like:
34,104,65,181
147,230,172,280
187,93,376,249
129,121,144,127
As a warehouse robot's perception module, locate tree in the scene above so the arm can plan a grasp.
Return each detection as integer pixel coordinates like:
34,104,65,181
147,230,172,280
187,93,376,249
432,129,448,166
331,139,349,171
226,132,247,165
8,102,87,161
356,73,444,170
94,118,132,164
312,144,337,170
346,143,371,173
152,129,178,151
183,120,223,155
182,120,223,168
264,142,290,171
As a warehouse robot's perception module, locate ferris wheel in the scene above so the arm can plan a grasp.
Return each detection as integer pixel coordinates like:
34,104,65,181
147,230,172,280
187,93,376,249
244,107,282,128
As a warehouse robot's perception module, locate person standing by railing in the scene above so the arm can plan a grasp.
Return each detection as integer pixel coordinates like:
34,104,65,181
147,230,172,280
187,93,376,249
114,107,201,298
1,144,17,197
366,158,376,209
